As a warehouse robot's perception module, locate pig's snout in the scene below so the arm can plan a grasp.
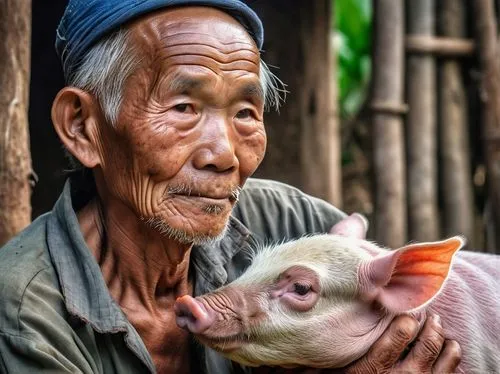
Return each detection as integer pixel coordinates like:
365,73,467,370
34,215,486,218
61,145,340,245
174,295,215,334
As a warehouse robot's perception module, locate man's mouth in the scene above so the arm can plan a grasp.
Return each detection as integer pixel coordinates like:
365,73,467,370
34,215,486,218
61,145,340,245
167,186,241,203
171,193,235,204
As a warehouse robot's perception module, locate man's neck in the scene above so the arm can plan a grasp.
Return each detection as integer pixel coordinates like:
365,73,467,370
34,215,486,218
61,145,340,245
77,197,193,313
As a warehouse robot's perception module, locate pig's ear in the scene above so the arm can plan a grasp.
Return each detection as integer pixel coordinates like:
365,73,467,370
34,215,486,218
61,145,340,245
359,236,465,313
329,213,369,239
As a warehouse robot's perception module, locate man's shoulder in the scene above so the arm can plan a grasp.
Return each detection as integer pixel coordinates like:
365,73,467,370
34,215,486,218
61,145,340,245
241,178,308,197
234,178,346,242
0,214,63,334
238,177,344,215
0,213,53,281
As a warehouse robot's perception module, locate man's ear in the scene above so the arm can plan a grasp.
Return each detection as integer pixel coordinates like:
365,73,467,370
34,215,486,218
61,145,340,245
51,87,103,168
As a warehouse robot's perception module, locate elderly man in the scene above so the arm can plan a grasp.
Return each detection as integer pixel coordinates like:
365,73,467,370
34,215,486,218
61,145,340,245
0,0,460,373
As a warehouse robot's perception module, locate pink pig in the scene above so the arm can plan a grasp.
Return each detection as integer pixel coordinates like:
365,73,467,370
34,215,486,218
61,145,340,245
174,214,500,373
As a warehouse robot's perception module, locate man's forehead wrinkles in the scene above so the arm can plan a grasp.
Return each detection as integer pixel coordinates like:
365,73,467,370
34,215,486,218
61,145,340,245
159,42,259,66
165,63,253,83
131,29,259,67
161,31,256,48
160,41,259,60
163,52,258,70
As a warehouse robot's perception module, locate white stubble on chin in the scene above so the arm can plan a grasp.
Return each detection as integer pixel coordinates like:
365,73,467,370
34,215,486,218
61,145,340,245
141,215,230,246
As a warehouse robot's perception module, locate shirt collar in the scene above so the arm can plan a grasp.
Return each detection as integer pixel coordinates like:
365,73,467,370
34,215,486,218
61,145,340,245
191,217,253,293
47,179,128,332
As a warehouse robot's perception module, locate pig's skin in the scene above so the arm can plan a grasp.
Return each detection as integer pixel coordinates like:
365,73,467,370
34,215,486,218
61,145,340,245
175,234,500,373
426,250,500,373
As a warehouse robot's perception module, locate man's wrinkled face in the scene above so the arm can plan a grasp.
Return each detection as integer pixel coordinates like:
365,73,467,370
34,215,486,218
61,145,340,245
96,7,267,244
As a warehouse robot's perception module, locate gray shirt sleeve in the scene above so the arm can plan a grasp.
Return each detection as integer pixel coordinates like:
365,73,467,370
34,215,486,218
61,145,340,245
0,333,85,374
232,178,347,243
0,267,95,374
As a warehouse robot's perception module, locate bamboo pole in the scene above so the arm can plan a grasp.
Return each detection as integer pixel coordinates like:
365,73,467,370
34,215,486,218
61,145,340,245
0,0,33,246
439,0,474,243
406,0,439,241
371,0,406,248
473,0,500,252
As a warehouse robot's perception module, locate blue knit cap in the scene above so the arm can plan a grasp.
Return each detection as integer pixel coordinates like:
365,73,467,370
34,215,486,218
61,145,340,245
55,0,264,81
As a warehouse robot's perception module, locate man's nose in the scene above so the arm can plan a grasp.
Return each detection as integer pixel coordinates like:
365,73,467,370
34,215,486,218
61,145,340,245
192,116,239,172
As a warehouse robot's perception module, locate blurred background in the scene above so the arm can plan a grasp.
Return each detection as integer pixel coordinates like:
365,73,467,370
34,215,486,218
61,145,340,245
1,0,499,253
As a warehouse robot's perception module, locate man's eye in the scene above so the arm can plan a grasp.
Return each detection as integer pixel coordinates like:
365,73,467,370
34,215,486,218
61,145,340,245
173,104,193,113
235,109,253,119
293,283,311,296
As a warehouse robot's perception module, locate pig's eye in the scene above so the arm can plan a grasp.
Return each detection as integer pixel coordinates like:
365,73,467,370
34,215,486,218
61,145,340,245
293,283,311,296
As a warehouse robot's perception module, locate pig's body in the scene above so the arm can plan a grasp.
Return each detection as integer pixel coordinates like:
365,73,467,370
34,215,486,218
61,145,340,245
425,251,500,373
175,230,500,373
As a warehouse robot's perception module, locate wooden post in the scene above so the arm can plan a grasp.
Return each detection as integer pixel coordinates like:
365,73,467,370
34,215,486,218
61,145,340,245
439,0,474,242
473,0,500,252
299,1,341,206
249,1,342,206
371,0,406,247
0,0,33,246
406,0,439,241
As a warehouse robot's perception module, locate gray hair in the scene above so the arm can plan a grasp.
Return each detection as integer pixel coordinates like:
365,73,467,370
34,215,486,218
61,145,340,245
67,29,139,125
67,29,285,127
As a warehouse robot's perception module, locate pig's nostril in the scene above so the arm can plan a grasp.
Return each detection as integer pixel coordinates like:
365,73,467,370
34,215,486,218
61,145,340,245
174,302,192,319
176,312,196,330
177,309,190,318
174,295,214,334
174,297,197,330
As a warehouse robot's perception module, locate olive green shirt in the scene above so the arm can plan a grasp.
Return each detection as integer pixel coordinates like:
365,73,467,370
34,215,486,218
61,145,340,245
0,178,345,374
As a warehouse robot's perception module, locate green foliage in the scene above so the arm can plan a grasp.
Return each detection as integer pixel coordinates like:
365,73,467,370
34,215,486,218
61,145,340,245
334,0,372,119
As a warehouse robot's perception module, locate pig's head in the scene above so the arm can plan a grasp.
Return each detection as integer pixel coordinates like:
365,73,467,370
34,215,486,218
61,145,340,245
174,214,464,368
